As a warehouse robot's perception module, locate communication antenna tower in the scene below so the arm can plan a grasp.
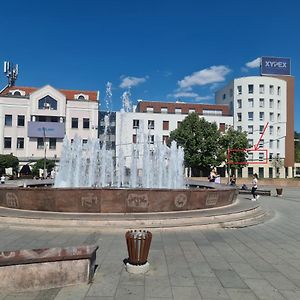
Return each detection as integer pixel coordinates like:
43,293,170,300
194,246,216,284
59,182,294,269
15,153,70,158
3,61,19,86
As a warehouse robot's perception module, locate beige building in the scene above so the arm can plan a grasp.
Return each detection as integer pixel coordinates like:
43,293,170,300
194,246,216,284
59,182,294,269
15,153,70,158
0,85,99,168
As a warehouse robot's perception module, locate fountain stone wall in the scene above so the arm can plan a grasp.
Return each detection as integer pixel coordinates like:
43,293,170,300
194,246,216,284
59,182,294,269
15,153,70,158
0,184,237,213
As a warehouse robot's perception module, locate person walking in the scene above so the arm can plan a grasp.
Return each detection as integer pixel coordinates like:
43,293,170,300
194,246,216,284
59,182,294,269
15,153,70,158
229,174,236,186
251,173,259,201
208,167,217,182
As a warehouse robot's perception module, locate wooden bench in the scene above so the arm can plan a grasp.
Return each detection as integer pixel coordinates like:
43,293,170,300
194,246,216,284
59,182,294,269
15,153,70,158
0,245,98,292
239,189,271,196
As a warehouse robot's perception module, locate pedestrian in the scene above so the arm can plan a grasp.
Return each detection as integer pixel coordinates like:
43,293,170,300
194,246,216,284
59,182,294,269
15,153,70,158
230,174,236,186
208,167,217,183
251,173,260,201
1,175,5,184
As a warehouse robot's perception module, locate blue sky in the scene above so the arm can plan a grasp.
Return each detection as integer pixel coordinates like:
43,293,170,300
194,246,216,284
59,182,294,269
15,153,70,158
1,0,300,129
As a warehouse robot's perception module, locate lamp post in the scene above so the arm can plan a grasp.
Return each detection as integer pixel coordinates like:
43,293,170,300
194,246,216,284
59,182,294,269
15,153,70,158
42,127,47,179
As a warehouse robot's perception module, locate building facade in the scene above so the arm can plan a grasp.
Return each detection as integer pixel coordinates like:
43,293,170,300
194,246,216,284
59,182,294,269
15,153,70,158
112,100,233,173
215,75,294,178
0,85,99,169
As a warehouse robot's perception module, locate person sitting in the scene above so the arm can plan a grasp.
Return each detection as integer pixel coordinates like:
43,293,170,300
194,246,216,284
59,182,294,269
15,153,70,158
208,167,218,183
229,174,236,186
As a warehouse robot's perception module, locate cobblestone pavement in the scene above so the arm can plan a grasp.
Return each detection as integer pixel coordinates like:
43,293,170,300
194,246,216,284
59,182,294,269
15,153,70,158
1,187,300,299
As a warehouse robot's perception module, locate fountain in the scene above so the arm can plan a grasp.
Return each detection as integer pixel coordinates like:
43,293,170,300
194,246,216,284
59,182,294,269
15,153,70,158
0,84,237,215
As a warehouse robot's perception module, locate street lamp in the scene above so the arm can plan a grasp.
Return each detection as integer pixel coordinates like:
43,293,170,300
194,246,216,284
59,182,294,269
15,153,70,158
42,127,47,179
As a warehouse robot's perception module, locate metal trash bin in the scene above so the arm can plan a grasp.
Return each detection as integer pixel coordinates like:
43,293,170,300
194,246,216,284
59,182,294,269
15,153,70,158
125,230,152,273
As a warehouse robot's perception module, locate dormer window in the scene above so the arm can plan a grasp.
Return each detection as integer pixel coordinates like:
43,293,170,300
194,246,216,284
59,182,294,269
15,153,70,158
14,91,21,96
38,95,57,110
9,89,25,96
75,93,89,100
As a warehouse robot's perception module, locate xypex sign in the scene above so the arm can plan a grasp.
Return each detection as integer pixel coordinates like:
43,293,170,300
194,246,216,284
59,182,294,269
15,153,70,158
261,57,291,76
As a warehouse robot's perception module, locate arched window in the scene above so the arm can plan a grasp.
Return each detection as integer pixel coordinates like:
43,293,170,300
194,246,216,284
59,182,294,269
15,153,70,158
78,95,85,100
38,95,58,110
13,91,21,96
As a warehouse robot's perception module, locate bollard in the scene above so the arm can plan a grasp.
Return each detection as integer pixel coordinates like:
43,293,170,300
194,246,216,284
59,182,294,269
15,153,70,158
125,230,152,274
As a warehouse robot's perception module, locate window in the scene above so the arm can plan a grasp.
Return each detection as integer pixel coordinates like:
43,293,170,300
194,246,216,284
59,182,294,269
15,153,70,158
161,107,168,113
77,95,85,100
188,109,195,114
248,98,254,108
133,119,139,129
248,125,253,134
82,139,88,144
269,85,274,95
269,126,274,135
37,138,44,149
237,113,242,122
222,93,226,100
17,115,25,127
259,125,264,134
177,121,182,128
237,99,242,108
248,139,253,147
162,135,169,144
49,138,56,149
132,134,137,144
237,126,242,132
259,153,264,161
259,139,264,148
219,123,226,132
237,85,242,95
277,126,281,135
277,140,280,148
248,167,254,177
248,112,253,121
230,89,233,97
148,135,154,144
175,108,182,114
259,98,265,108
163,121,169,130
83,118,90,129
277,86,281,96
277,113,281,122
270,140,273,148
248,153,253,162
71,118,78,128
4,137,11,148
148,120,155,129
14,91,21,96
259,112,264,121
270,112,274,122
248,84,254,94
38,95,57,110
5,114,12,126
277,100,281,109
146,107,154,113
259,84,265,94
269,99,274,108
17,137,24,149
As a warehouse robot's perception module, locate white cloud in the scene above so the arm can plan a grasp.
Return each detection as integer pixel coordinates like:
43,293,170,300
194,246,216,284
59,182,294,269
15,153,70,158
169,91,212,101
120,76,148,89
178,65,231,89
245,57,261,68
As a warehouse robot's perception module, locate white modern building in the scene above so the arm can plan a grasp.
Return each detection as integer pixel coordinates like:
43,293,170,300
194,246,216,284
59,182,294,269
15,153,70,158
215,75,294,178
113,100,233,174
0,85,99,170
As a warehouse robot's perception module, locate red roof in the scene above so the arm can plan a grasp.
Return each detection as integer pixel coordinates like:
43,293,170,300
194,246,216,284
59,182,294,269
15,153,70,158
0,86,98,101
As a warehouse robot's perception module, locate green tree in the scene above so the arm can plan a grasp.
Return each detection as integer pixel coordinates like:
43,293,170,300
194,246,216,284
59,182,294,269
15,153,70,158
31,159,55,177
221,127,249,176
169,113,224,175
0,154,19,175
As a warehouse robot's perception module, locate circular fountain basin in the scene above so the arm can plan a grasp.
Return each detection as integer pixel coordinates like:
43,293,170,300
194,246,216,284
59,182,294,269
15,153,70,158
0,182,237,213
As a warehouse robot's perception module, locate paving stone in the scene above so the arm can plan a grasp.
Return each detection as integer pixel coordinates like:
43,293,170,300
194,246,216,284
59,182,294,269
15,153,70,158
215,270,248,289
225,288,258,300
114,285,144,300
145,276,172,298
278,290,300,300
229,262,262,279
171,286,201,300
195,276,230,299
261,271,297,290
53,284,89,300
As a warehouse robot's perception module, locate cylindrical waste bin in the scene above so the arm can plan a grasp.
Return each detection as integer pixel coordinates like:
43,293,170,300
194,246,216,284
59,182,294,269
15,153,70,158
125,230,152,272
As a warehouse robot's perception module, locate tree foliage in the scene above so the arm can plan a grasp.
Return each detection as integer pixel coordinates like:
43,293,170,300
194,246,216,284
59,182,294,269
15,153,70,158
169,113,249,175
222,127,249,172
295,131,300,163
0,154,19,174
169,113,224,172
31,159,55,177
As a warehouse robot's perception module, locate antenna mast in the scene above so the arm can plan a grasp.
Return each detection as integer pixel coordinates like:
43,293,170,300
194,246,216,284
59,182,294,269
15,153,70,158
4,61,19,87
